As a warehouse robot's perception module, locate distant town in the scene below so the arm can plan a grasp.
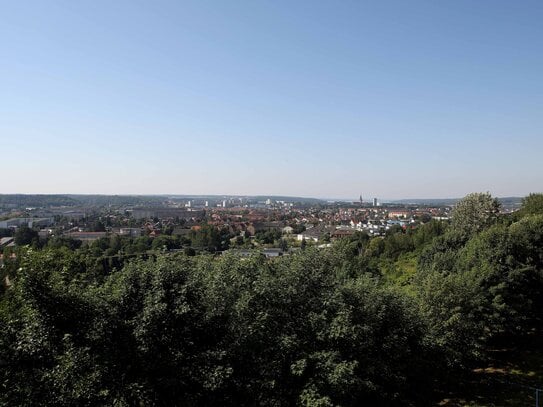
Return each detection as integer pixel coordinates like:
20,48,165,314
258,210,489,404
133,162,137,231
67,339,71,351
0,193,522,259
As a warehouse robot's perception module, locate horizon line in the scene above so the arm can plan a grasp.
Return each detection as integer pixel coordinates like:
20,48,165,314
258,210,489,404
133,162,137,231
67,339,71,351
0,192,533,202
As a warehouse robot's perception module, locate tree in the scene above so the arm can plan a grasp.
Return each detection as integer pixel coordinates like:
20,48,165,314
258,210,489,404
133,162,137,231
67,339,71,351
419,213,432,223
416,266,488,367
184,247,196,256
451,192,500,237
14,225,39,246
291,224,306,234
234,235,245,247
2,204,541,406
190,225,225,252
151,235,181,251
517,193,543,218
91,220,106,232
47,236,82,251
415,211,543,368
412,220,447,250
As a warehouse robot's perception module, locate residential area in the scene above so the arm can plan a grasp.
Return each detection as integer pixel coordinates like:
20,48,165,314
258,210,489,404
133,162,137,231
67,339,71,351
0,193,464,262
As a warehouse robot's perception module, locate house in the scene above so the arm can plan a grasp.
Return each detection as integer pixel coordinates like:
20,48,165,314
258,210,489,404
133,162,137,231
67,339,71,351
388,210,411,219
331,229,355,239
297,227,326,242
253,221,283,232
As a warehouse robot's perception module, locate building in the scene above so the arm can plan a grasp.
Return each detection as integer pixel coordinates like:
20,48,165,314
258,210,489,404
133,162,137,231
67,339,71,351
253,221,283,232
60,210,87,221
388,210,411,219
130,208,204,220
118,228,143,237
227,248,284,258
0,237,15,248
262,248,283,258
64,231,108,243
331,229,356,239
297,226,333,242
0,217,54,229
372,198,378,207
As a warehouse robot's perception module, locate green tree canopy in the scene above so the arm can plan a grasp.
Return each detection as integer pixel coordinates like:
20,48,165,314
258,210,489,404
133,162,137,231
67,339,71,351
14,225,39,246
517,193,543,218
451,192,500,238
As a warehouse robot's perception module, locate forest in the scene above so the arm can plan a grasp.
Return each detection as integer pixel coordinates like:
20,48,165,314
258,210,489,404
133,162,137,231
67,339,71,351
1,193,542,406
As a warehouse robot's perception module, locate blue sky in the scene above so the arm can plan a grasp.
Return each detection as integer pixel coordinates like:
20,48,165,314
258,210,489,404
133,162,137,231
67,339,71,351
1,0,542,199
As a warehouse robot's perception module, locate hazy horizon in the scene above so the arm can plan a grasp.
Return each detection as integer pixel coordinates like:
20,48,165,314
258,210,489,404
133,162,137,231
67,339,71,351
2,1,542,198
0,191,533,203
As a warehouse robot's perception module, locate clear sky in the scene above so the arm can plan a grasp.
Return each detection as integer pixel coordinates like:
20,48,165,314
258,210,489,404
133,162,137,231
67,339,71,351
1,0,542,199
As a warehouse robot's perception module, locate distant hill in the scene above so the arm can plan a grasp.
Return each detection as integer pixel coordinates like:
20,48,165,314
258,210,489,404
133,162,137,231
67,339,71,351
390,198,459,206
0,194,325,208
0,194,167,208
67,195,166,206
0,194,523,209
391,197,523,208
0,194,80,208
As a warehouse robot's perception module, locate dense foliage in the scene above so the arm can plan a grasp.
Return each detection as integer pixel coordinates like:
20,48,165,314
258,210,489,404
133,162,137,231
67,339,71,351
1,193,542,406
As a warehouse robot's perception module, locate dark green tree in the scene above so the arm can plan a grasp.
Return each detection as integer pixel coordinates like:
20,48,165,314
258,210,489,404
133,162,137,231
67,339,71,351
14,225,39,246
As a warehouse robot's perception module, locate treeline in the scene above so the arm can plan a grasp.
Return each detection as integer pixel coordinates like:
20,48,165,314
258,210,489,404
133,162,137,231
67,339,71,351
0,193,542,406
